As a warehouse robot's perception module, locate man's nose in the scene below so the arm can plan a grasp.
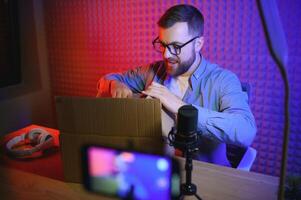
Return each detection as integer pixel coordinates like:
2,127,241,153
163,47,173,59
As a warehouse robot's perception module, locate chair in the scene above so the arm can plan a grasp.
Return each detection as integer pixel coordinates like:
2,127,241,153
237,147,257,170
226,144,257,171
225,82,257,171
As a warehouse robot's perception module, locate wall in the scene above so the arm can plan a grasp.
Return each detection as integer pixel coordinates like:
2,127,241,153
42,0,301,176
0,0,54,135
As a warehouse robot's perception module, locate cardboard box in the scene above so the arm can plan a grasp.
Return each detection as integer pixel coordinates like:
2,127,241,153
55,97,164,183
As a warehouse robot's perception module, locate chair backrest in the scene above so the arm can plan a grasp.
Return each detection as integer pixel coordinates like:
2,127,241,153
225,82,257,171
226,144,257,171
237,147,257,171
241,82,251,104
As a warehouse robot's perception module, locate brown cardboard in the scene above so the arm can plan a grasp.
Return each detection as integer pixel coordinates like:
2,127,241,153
55,97,164,183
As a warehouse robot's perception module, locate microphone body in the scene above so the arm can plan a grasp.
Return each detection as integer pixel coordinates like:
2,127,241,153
168,105,199,152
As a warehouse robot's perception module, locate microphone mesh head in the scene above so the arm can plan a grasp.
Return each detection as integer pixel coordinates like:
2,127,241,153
177,105,198,133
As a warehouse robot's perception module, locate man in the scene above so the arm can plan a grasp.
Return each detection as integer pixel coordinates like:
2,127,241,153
97,4,256,166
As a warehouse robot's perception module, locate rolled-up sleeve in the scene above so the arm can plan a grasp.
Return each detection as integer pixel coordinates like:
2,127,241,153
96,66,150,97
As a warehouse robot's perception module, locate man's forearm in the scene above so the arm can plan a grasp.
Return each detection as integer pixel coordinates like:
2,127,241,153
193,105,257,147
96,74,124,97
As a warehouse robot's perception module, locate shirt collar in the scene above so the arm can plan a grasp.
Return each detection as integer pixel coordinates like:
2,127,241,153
192,55,207,79
192,54,207,80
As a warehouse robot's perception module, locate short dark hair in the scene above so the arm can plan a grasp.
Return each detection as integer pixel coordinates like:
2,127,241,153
158,4,204,36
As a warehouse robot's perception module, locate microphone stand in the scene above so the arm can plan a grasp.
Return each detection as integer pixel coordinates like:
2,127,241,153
180,147,202,200
168,127,202,200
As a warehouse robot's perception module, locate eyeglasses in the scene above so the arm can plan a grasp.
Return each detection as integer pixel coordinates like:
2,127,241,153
152,36,199,56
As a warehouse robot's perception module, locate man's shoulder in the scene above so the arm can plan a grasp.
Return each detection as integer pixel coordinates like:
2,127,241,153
205,59,239,82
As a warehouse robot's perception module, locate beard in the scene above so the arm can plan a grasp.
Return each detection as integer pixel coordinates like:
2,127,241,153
164,51,196,77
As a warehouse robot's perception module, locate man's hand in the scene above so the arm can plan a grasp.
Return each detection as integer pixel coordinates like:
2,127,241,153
110,81,133,98
142,82,186,114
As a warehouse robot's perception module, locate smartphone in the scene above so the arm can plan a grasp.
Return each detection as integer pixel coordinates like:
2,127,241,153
82,145,180,200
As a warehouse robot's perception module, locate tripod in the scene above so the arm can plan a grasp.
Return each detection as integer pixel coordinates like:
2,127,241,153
178,147,202,200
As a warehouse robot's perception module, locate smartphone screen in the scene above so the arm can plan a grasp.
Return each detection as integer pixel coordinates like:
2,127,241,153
82,145,180,200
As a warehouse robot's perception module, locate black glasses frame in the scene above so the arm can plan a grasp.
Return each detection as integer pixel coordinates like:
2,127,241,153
152,36,199,56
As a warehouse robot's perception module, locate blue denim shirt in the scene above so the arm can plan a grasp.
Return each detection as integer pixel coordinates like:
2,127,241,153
97,57,257,149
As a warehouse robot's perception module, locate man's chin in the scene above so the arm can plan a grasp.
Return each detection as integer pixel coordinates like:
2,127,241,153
168,69,182,77
167,68,177,76
166,63,177,73
168,66,190,77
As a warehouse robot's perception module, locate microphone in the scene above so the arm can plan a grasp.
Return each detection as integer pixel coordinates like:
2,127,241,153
168,105,199,153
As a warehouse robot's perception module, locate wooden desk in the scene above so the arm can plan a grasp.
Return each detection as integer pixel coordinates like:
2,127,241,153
0,158,278,200
184,158,278,200
0,125,279,199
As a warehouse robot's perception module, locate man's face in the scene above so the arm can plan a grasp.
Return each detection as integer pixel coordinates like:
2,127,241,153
159,22,198,77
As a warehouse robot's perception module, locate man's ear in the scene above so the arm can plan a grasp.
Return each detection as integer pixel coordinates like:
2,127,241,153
195,36,204,52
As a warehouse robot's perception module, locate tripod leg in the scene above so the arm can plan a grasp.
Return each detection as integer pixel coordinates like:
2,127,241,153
194,193,202,200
